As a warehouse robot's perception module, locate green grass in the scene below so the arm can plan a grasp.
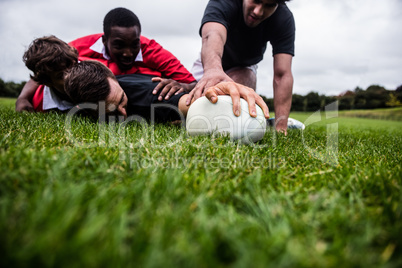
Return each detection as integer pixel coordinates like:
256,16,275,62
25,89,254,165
0,97,16,109
0,101,401,268
290,111,402,133
338,107,402,121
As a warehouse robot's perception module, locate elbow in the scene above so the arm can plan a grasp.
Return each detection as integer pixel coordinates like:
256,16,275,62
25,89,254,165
274,71,293,86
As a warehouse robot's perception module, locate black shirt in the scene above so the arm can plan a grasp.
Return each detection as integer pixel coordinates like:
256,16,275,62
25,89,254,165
116,74,186,123
200,0,295,70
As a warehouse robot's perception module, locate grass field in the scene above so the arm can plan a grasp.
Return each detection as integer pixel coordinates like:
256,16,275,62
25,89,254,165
0,97,17,108
338,107,402,121
1,98,401,267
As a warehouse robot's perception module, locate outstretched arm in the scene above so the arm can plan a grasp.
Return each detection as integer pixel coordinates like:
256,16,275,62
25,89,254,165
273,53,293,134
186,22,268,119
15,79,38,112
186,22,233,105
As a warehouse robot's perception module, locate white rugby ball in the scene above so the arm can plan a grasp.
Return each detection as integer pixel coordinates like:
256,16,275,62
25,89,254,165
186,96,267,144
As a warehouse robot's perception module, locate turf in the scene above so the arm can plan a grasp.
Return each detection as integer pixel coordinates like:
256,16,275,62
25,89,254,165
338,107,402,121
0,100,401,267
0,97,17,109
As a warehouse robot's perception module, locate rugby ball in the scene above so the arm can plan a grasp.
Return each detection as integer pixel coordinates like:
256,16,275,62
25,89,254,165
186,96,266,144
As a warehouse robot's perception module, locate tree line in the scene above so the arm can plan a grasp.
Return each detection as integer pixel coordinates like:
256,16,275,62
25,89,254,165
1,77,401,111
0,79,26,98
262,84,402,111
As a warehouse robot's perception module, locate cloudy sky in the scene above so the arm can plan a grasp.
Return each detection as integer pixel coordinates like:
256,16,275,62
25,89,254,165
0,0,401,98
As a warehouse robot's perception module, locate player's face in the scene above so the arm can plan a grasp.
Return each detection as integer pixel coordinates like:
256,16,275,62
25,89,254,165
105,77,128,118
46,70,71,100
103,26,141,71
243,0,278,28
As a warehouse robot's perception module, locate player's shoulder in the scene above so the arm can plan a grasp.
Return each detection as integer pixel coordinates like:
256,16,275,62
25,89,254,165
140,35,149,42
69,33,103,46
265,3,294,30
140,35,155,46
211,0,241,14
273,4,294,20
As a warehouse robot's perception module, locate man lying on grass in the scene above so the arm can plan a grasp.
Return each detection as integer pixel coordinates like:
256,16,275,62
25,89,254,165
64,60,188,123
64,60,259,123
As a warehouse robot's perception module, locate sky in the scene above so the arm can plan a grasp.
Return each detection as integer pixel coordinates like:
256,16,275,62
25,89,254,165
0,0,401,98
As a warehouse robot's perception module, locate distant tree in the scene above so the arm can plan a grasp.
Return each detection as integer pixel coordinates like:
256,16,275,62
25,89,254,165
324,95,337,107
0,78,5,95
303,97,308,112
366,85,386,92
339,96,353,110
339,90,355,97
386,93,402,107
261,95,274,111
396,85,402,102
305,92,321,111
364,85,388,109
0,78,25,98
256,83,401,112
319,94,325,109
354,90,367,109
291,94,305,111
354,86,364,93
337,90,356,110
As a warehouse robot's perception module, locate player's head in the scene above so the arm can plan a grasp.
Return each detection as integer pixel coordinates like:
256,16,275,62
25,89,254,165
23,35,78,97
103,7,141,38
64,60,128,118
242,0,290,28
102,7,141,71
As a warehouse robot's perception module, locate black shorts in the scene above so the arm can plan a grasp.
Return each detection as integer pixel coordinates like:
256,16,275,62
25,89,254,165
116,74,187,123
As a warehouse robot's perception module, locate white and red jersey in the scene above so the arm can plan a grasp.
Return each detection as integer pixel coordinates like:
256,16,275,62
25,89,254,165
69,33,195,83
32,85,74,112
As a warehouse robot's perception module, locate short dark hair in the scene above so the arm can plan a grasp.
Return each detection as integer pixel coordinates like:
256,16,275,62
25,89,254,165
64,60,115,104
23,35,78,85
103,7,141,38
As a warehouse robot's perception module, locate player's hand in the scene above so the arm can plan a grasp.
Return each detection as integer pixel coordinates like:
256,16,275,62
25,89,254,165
152,77,185,101
204,81,269,119
186,70,232,106
274,116,288,136
15,98,34,112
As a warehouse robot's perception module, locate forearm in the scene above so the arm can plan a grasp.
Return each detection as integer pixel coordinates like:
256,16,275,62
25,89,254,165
15,79,39,112
273,73,293,123
18,79,38,100
201,43,223,73
201,23,226,73
187,23,230,104
272,53,294,131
